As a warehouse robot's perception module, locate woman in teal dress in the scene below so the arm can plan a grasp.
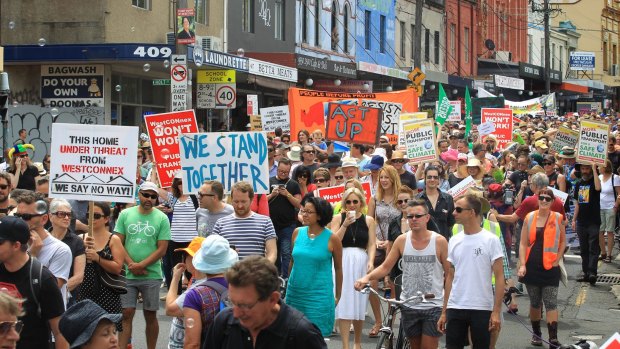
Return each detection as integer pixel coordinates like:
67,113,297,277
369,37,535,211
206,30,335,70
286,197,343,337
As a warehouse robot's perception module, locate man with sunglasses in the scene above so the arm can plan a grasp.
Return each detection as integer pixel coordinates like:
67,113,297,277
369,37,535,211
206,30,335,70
15,192,72,306
0,215,69,349
416,166,454,240
389,151,417,190
0,173,13,217
196,180,233,237
355,199,449,349
438,194,505,349
292,145,319,182
114,181,171,349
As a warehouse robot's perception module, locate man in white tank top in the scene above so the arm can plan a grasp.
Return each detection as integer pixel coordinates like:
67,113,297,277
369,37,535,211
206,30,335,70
355,198,449,349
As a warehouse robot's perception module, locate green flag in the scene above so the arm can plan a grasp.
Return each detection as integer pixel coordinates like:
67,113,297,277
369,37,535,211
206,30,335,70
464,86,472,138
435,84,453,126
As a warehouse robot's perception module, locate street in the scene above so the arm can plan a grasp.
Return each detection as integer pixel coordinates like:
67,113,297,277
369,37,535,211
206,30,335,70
128,250,620,349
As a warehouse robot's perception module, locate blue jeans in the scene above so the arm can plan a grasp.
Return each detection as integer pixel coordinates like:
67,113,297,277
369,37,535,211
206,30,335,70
275,225,296,278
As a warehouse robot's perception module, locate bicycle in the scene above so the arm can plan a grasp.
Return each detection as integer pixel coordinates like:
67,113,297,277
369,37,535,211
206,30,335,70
359,283,435,349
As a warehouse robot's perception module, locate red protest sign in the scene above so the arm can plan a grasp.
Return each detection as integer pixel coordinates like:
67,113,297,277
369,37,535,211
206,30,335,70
144,110,198,187
316,182,372,205
481,108,513,150
325,103,382,145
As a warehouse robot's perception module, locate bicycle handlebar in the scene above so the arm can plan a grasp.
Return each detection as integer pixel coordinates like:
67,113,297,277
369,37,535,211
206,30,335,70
359,285,434,306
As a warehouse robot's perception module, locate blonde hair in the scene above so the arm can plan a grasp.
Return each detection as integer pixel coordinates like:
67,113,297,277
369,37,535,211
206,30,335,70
0,292,24,317
341,188,367,212
376,165,401,206
344,178,365,196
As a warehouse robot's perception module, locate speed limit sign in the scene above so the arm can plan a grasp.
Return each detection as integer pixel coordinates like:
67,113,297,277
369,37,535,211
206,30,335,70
215,84,236,109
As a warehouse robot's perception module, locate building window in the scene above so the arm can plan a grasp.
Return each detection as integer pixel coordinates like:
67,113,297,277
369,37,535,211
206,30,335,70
464,27,470,63
560,46,564,71
411,24,415,62
551,43,556,70
331,1,339,51
132,0,150,10
301,0,308,43
242,0,254,33
343,5,350,53
380,15,386,53
424,29,430,62
400,21,406,58
195,0,209,25
449,23,456,60
275,0,284,40
315,0,321,47
528,34,533,64
434,31,440,64
603,41,608,71
365,10,371,50
540,38,545,64
614,44,617,65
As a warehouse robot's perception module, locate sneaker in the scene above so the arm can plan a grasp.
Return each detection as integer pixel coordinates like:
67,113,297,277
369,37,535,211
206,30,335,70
549,339,561,348
589,275,597,285
576,274,589,282
515,283,524,295
531,335,543,346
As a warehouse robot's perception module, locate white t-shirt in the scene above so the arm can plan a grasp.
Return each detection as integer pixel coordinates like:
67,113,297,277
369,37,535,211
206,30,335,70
447,229,503,311
599,174,620,209
38,234,72,307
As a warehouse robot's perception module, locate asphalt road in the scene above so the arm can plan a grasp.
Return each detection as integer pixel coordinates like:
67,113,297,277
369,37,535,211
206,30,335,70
127,250,620,349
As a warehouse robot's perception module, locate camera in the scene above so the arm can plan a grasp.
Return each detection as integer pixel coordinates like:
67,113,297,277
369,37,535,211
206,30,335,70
503,185,515,205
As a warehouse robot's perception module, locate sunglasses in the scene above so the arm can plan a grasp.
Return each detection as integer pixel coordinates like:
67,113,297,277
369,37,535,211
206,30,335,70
298,174,308,178
315,178,327,183
542,162,554,166
454,207,473,213
538,195,553,202
0,320,23,335
14,212,43,221
0,184,8,190
391,159,406,164
426,175,439,180
345,199,360,205
140,192,158,200
335,176,344,180
397,199,409,205
303,150,315,154
18,154,28,158
406,213,427,219
52,211,72,219
198,192,215,198
89,213,105,220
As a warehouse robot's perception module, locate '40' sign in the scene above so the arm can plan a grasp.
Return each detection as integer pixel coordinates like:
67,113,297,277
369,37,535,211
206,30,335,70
258,0,271,27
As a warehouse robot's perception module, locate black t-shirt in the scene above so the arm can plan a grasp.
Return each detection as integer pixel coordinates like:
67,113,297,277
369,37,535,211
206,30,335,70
268,177,302,230
609,150,620,174
0,258,65,349
55,230,86,292
10,165,38,191
399,171,417,190
573,176,601,226
509,170,529,190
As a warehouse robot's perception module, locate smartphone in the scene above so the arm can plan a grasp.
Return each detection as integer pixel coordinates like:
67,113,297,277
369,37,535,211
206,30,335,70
348,211,356,220
278,184,285,189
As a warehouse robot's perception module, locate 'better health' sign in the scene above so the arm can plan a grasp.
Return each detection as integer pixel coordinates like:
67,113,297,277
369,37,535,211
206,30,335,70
179,132,270,194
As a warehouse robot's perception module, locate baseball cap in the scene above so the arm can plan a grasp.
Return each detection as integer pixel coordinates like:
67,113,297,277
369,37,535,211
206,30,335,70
0,216,31,244
139,181,159,193
534,140,548,149
174,236,206,257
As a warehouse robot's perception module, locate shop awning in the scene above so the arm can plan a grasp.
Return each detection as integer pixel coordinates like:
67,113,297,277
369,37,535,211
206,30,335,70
558,82,588,94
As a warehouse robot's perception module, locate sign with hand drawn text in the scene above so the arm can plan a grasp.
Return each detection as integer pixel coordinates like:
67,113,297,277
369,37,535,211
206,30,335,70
398,112,427,147
477,121,496,137
260,105,290,132
551,126,579,154
481,108,513,149
179,132,270,194
316,182,372,205
49,124,138,203
288,88,418,145
325,103,382,145
436,100,462,122
249,115,262,131
144,110,198,188
402,119,437,163
447,176,476,199
577,120,609,165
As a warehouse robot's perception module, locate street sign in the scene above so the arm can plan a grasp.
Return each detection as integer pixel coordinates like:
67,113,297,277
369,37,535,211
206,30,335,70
196,83,236,109
196,70,236,83
193,43,204,66
152,79,170,86
170,55,188,111
408,67,425,85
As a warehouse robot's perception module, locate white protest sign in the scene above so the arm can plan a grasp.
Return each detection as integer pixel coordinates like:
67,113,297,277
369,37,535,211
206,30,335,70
50,124,138,203
436,100,462,122
260,105,290,132
447,176,476,199
477,121,496,137
361,100,403,135
179,132,270,194
402,119,437,163
548,186,568,205
576,120,609,165
551,126,579,153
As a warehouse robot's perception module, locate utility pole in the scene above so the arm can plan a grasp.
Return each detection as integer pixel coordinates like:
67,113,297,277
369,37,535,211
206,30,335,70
413,0,424,69
543,0,551,94
0,72,9,156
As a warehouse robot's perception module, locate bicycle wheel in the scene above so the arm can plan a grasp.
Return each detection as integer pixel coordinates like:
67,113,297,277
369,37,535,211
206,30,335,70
395,326,409,349
376,331,393,349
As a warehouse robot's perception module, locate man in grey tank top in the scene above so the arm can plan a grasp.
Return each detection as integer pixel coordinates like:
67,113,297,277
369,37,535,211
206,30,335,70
355,198,449,349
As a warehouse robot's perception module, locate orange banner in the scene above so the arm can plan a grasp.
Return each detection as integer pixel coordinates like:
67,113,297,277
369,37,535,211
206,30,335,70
325,103,382,145
288,88,418,144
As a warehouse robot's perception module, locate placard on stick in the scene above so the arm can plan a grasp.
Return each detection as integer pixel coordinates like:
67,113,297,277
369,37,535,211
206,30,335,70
576,120,609,165
49,124,138,203
402,119,438,163
325,103,382,145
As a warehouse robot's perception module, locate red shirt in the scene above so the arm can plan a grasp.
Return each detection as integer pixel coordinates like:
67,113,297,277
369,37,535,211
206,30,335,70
515,194,566,221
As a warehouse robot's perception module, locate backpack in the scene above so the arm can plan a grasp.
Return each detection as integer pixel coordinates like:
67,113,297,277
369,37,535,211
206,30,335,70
193,280,228,343
29,257,43,318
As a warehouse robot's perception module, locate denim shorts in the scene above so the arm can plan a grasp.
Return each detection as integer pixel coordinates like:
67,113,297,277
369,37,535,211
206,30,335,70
401,306,442,338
